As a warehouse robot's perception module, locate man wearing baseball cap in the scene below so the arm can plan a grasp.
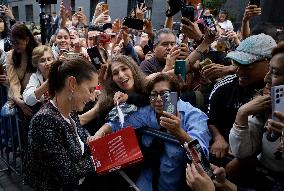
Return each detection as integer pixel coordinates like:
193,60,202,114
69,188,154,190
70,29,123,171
207,33,277,162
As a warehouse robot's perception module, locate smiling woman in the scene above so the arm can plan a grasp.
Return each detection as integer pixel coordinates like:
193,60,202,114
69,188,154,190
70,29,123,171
52,27,71,58
24,58,99,190
22,45,55,108
92,55,148,124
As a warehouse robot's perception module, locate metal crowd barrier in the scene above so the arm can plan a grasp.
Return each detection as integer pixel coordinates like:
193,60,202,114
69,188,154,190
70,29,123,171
0,86,23,176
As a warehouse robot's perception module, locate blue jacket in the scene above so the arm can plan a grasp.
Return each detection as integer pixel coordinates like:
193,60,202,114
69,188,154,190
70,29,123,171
107,100,211,191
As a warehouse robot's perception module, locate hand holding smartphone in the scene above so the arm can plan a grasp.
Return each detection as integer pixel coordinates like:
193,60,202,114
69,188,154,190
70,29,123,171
184,140,215,178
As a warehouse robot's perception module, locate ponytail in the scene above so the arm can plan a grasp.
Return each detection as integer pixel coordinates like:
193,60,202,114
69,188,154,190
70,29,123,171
48,58,97,98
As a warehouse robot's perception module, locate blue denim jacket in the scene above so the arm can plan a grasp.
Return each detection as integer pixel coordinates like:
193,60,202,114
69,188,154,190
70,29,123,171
107,100,211,191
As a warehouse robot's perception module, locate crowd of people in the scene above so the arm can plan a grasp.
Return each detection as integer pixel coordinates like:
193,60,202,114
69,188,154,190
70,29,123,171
0,1,284,191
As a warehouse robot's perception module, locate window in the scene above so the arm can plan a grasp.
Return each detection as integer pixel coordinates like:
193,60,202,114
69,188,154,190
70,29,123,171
25,5,33,22
12,6,19,21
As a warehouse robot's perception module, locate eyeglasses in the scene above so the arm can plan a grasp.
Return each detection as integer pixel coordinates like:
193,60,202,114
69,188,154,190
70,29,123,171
149,90,171,101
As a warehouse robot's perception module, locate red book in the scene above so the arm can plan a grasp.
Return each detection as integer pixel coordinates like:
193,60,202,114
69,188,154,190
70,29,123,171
88,127,144,175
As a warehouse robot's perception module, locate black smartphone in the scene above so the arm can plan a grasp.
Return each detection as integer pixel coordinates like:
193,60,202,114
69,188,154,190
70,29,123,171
87,46,104,70
181,5,195,24
184,140,215,178
0,64,4,75
162,92,178,116
249,0,260,7
102,23,112,31
123,17,144,30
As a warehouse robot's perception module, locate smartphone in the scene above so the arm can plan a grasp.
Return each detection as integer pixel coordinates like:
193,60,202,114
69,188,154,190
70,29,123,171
199,58,212,68
62,0,71,13
87,46,104,70
95,33,111,44
271,85,284,121
60,49,69,55
174,60,186,81
101,3,109,12
181,5,195,24
64,52,81,59
162,92,178,116
202,15,217,34
249,0,260,7
123,17,144,30
0,64,4,75
78,6,83,12
184,140,215,178
102,22,112,31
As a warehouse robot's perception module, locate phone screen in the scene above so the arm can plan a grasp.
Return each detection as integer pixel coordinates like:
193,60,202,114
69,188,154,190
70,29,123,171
202,15,217,34
184,140,215,178
162,92,178,116
123,17,144,30
174,60,186,81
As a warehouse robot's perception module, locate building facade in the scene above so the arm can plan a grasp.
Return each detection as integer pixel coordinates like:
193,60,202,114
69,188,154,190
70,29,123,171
5,0,284,30
6,0,170,29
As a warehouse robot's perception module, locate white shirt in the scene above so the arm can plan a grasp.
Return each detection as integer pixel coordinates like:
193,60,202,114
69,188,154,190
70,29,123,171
218,20,234,31
0,39,5,51
23,71,44,106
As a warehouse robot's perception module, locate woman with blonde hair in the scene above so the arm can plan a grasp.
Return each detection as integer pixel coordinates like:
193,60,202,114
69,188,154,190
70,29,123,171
23,45,55,109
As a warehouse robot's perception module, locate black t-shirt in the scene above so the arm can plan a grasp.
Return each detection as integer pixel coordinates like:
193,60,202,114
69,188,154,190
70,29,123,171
140,57,165,75
207,74,265,141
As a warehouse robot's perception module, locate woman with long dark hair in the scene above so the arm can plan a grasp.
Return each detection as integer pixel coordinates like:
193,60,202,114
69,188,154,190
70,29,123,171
0,15,12,52
6,23,38,116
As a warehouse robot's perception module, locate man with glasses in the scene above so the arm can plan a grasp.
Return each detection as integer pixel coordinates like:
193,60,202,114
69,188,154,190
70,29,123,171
140,28,189,75
207,34,277,162
93,73,211,191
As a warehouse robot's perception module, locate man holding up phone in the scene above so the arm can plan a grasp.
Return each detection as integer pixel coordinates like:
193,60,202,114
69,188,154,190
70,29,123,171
140,28,189,75
241,4,262,39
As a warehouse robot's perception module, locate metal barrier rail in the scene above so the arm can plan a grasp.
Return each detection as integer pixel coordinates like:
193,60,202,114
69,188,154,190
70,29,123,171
0,86,23,176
